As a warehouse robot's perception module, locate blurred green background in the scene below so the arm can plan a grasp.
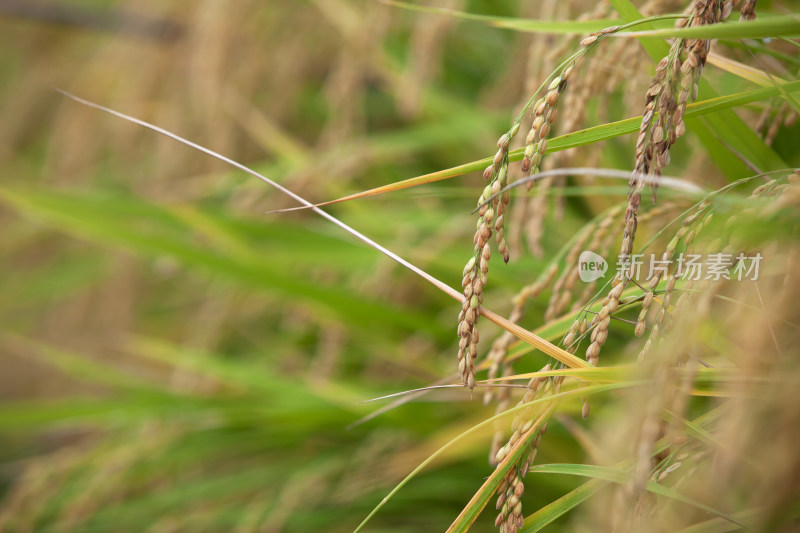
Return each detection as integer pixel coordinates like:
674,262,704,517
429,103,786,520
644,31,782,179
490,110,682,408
0,1,581,531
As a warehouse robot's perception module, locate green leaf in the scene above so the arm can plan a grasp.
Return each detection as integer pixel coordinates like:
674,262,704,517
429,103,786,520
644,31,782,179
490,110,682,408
2,332,165,394
520,407,728,532
384,0,681,35
355,383,634,533
0,188,439,336
618,14,800,40
385,0,625,34
316,81,800,207
608,0,668,58
527,463,744,526
521,478,608,532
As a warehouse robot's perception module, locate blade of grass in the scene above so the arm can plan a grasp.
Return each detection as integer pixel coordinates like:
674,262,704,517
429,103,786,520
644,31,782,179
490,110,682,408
0,187,436,335
674,508,762,533
383,0,678,35
268,80,800,213
128,336,367,413
1,332,165,394
778,36,800,50
443,384,735,532
521,478,608,532
608,0,667,58
520,408,727,532
446,406,557,533
616,14,800,40
527,464,743,526
707,51,788,87
354,382,633,533
55,91,588,370
741,43,800,115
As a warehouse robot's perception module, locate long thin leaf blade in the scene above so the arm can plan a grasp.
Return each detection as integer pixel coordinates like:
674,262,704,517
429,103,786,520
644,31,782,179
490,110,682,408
355,383,632,533
279,81,800,211
445,407,558,532
383,0,624,34
53,91,587,370
521,478,608,532
617,14,800,40
527,464,743,526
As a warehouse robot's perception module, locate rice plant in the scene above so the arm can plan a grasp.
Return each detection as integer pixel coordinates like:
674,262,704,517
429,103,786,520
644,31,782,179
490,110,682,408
1,1,799,532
